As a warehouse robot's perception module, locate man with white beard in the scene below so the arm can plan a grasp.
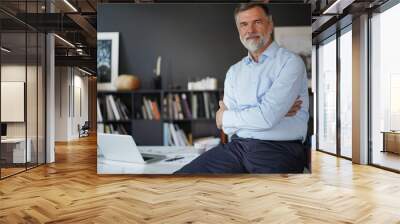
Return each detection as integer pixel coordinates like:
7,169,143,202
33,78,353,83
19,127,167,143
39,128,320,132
175,3,309,174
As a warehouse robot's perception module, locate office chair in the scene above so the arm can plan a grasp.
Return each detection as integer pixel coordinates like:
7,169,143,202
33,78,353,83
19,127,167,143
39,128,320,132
303,90,314,173
78,121,90,138
303,117,313,173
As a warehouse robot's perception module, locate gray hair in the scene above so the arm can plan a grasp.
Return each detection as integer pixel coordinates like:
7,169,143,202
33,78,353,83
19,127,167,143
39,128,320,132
234,3,273,24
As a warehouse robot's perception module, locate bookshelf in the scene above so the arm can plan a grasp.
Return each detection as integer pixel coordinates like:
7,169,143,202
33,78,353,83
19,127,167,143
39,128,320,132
97,89,224,146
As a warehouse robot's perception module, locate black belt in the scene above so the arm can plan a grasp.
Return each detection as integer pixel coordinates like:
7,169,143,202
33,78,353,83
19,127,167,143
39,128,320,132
231,134,302,144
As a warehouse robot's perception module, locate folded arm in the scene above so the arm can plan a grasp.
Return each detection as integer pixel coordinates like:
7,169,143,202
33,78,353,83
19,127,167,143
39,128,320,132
221,67,240,135
222,55,306,132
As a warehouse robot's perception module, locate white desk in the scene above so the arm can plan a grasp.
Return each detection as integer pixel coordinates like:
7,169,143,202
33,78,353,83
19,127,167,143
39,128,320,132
97,146,202,174
1,138,32,163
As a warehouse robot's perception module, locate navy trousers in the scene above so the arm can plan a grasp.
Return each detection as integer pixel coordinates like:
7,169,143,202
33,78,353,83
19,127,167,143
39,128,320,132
174,136,306,174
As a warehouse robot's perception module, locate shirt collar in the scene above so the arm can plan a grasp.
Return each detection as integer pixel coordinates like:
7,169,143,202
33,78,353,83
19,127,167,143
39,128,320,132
244,41,279,65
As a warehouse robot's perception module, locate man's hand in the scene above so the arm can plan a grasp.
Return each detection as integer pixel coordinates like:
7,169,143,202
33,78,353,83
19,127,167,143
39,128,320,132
286,97,302,117
216,101,227,129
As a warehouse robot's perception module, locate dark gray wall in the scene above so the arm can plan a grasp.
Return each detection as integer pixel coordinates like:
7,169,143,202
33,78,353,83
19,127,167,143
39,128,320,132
98,3,311,89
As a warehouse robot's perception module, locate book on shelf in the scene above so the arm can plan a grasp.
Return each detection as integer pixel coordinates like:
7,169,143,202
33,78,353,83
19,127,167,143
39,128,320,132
197,92,205,118
203,92,210,119
169,123,179,145
141,97,161,120
181,93,192,119
163,123,169,145
165,93,179,120
98,90,220,122
175,94,184,120
108,95,121,120
191,94,198,119
162,97,168,120
178,129,190,146
208,93,217,119
151,101,161,120
116,98,130,120
167,94,174,120
97,123,104,133
102,123,128,135
165,93,193,120
143,97,153,120
163,92,219,120
163,122,190,146
201,92,219,119
97,99,103,122
141,105,148,120
104,96,115,120
98,95,130,121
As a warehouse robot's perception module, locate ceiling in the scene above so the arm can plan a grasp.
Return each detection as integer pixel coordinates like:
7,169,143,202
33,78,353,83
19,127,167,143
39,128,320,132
1,0,313,75
310,0,390,43
1,0,393,74
1,0,97,74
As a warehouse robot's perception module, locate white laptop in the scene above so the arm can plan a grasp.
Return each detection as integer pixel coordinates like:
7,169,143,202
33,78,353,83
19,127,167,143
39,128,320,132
97,133,166,164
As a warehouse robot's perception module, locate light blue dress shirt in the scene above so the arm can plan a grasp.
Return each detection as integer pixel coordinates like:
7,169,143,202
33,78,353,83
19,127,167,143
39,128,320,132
222,41,309,142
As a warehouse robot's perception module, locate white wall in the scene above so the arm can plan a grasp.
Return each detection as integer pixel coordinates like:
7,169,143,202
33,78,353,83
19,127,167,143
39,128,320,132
55,66,69,141
70,72,89,139
55,67,89,141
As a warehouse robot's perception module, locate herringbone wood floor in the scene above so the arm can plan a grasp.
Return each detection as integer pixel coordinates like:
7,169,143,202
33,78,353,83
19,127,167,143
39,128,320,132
1,135,400,224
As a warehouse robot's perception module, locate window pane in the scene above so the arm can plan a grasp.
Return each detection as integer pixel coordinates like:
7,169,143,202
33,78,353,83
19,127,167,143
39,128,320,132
38,33,46,165
340,29,352,158
371,3,400,171
1,31,28,178
318,37,337,154
27,31,38,169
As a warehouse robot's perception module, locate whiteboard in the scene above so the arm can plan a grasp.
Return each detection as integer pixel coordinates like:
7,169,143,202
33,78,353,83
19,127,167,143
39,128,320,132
1,82,25,122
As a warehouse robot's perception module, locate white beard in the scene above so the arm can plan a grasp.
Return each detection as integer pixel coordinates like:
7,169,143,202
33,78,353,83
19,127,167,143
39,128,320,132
240,33,269,53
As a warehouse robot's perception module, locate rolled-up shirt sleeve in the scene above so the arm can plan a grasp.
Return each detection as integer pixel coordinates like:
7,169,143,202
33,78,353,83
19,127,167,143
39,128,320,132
222,55,306,131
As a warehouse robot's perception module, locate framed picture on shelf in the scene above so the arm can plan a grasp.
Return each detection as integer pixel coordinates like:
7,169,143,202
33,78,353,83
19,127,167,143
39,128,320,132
97,32,119,90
